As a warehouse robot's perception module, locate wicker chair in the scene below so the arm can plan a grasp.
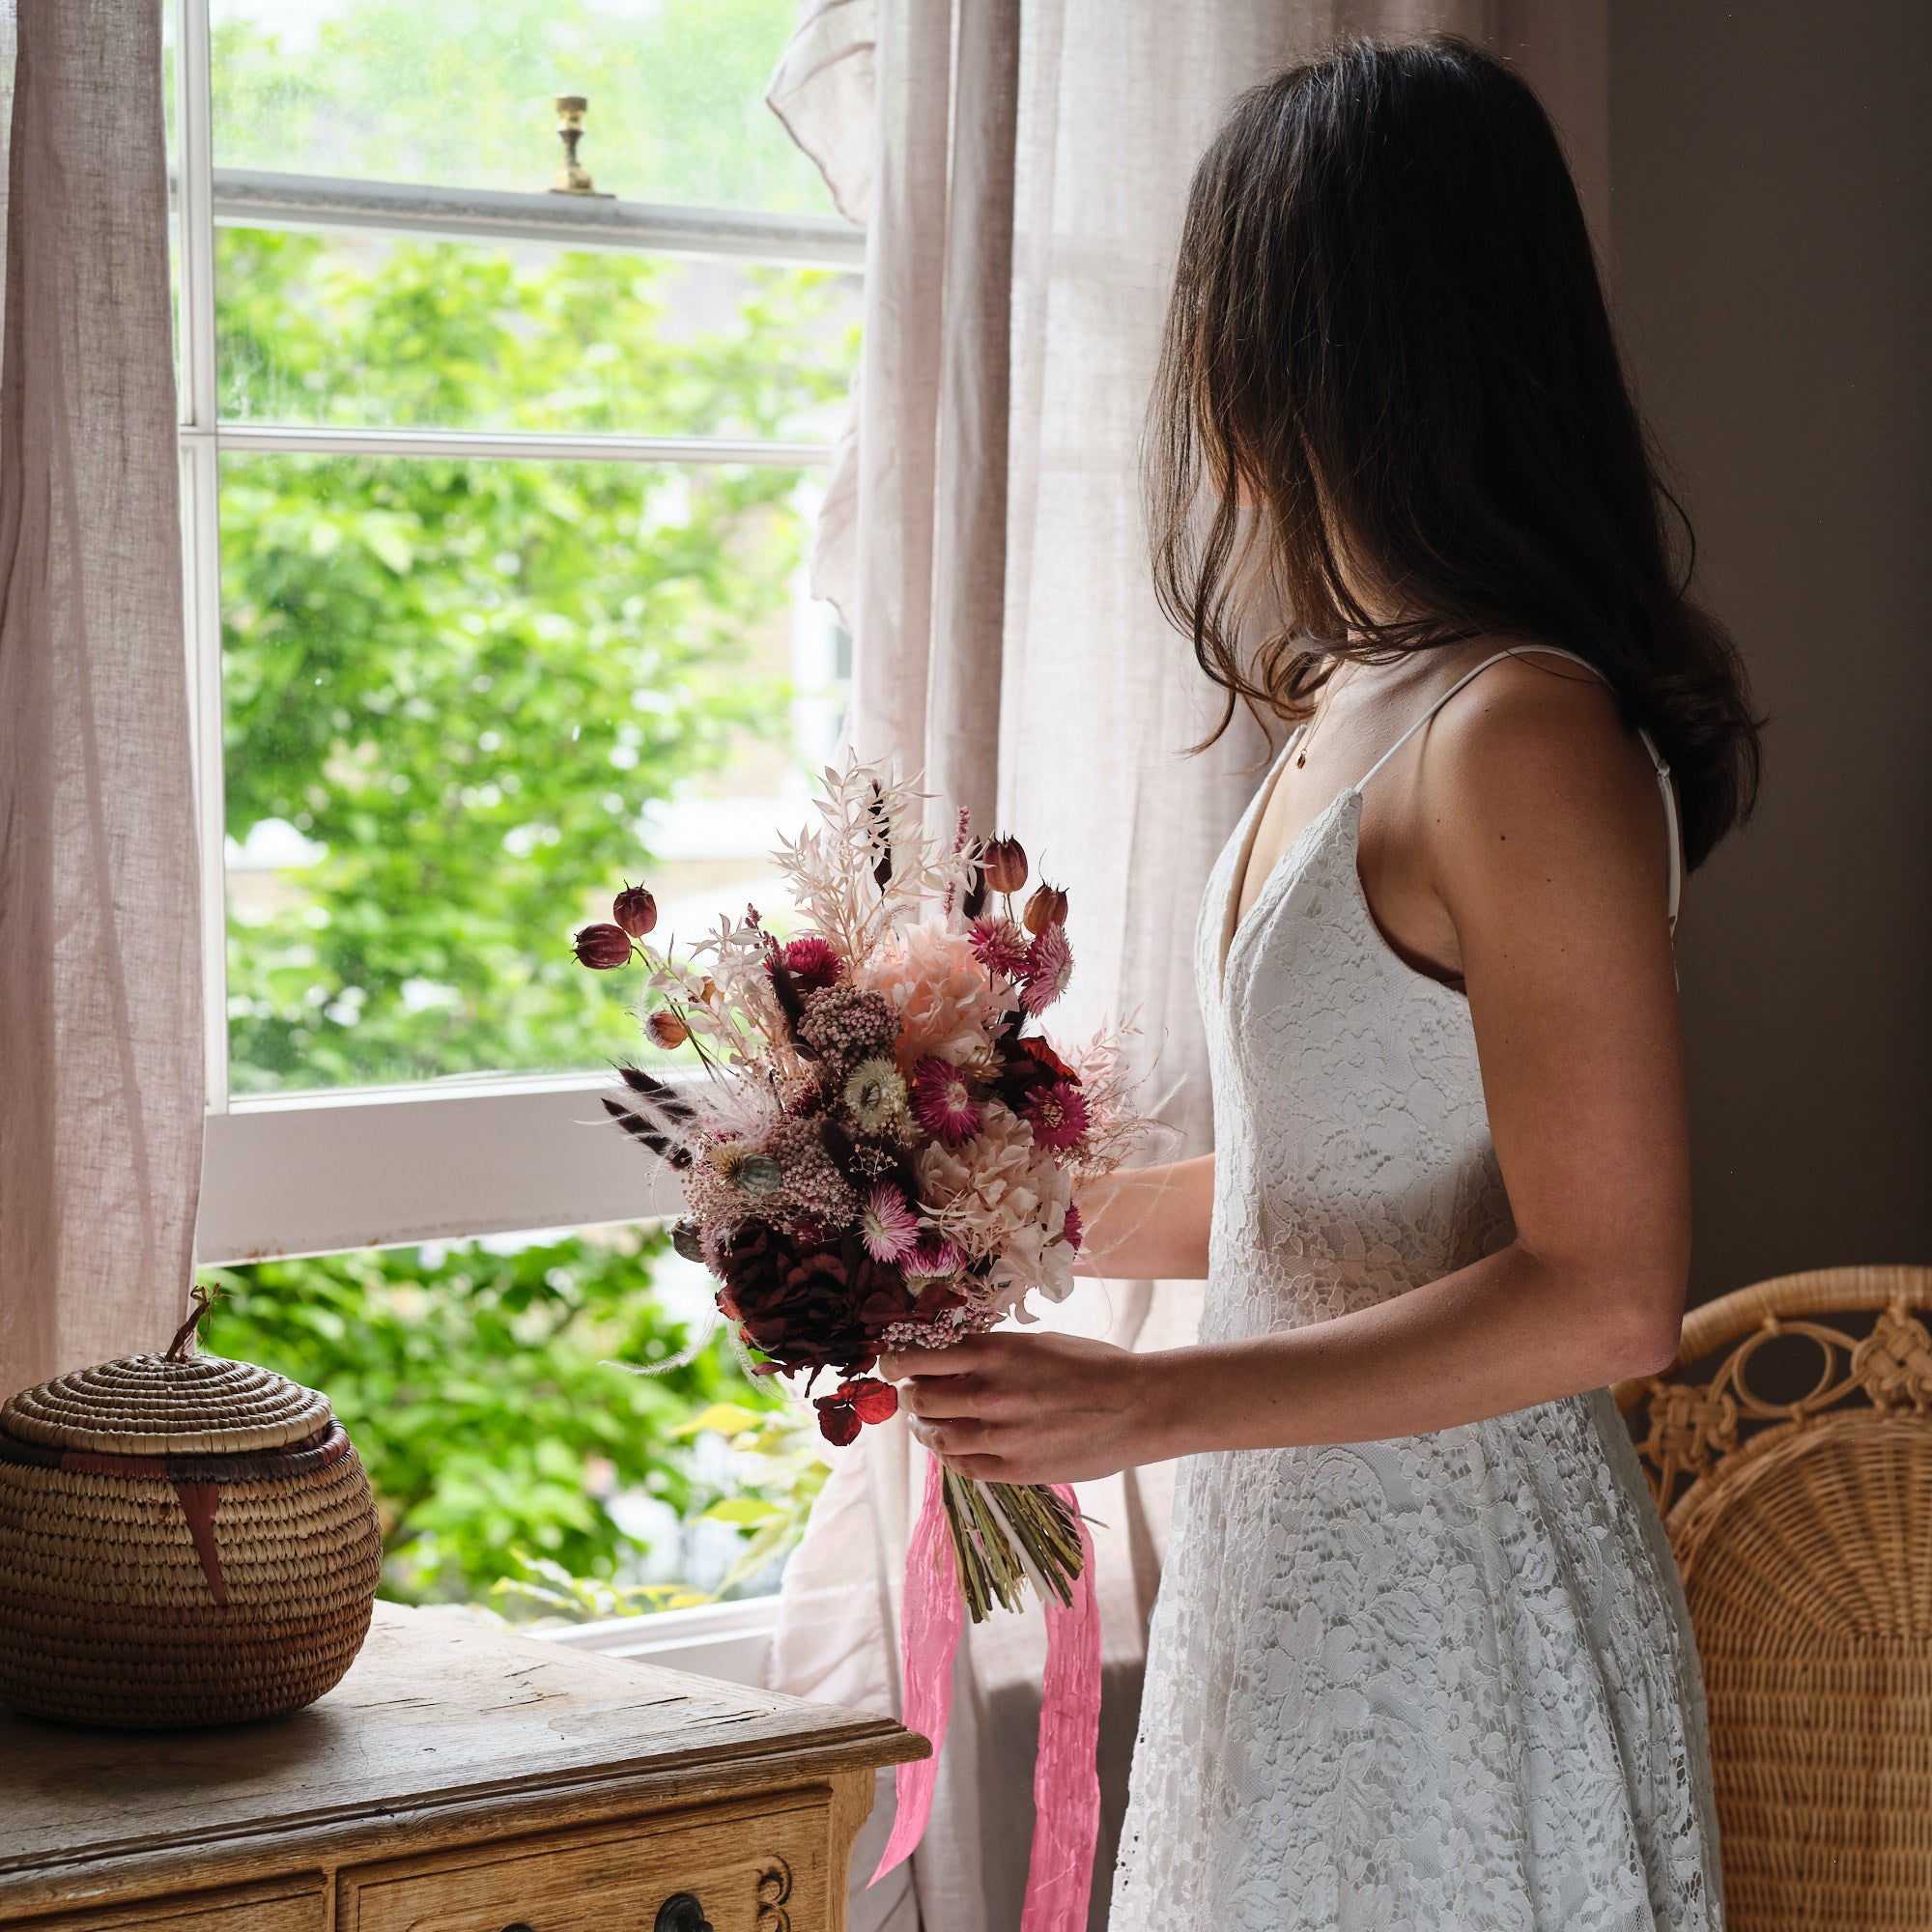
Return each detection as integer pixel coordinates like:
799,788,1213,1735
1613,1264,1932,1930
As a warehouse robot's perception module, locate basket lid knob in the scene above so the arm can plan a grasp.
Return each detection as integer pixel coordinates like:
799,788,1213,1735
0,1352,333,1456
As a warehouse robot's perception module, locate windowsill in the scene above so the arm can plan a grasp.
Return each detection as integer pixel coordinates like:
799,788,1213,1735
533,1591,781,1690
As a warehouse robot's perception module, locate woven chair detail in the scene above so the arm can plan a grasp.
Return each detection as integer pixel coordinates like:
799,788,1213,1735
1613,1264,1932,1931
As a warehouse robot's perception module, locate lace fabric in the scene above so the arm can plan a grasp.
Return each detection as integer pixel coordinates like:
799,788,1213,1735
1109,777,1722,1930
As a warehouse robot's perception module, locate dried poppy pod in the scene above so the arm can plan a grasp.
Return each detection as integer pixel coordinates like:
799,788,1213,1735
1023,882,1068,933
612,882,658,937
980,836,1028,895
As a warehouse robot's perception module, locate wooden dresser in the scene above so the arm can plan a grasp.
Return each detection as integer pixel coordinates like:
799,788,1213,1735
0,1601,923,1932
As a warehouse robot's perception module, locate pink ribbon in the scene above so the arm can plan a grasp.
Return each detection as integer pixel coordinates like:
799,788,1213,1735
871,1463,1104,1932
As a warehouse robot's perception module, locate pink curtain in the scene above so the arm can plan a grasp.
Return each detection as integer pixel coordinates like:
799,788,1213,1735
0,0,201,1399
767,6,1605,1928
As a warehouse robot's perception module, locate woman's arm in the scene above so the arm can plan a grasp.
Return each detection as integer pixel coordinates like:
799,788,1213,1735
1069,1154,1215,1280
885,669,1690,1484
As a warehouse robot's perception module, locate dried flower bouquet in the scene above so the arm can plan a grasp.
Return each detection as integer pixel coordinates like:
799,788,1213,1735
572,758,1152,1621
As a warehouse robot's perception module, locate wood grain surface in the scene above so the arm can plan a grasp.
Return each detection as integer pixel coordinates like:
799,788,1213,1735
0,1601,923,1927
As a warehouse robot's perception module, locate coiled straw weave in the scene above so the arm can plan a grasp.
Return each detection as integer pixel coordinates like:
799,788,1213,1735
0,1348,382,1729
1614,1264,1932,1930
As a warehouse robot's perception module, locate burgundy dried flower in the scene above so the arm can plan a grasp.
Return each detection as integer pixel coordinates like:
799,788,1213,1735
573,923,635,970
1022,881,1069,935
1021,1078,1091,1151
980,836,1029,895
969,915,1033,981
1062,1202,1084,1252
781,935,843,990
910,1055,981,1146
813,1376,900,1447
612,882,658,938
905,1236,966,1278
716,1224,915,1373
646,1008,689,1049
1019,922,1073,1013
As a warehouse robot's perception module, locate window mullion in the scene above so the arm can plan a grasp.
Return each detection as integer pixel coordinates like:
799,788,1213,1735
176,0,230,1113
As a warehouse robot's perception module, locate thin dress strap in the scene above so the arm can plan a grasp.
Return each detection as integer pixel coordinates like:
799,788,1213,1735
1352,645,1682,935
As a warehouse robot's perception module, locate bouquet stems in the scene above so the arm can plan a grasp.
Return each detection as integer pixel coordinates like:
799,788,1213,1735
940,1468,1085,1623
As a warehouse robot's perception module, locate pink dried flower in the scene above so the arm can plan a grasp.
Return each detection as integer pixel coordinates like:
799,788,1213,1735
1021,1079,1091,1151
1019,922,1073,1012
904,1236,966,1278
860,1182,922,1264
781,934,843,990
969,916,1032,980
910,1056,981,1146
1062,1202,1083,1251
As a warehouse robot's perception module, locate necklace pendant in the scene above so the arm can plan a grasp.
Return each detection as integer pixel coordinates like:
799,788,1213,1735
1295,753,1306,767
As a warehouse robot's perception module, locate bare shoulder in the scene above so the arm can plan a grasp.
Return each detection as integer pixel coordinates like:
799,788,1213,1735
1410,644,1672,912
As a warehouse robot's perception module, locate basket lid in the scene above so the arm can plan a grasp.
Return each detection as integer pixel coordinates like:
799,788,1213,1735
0,1352,333,1456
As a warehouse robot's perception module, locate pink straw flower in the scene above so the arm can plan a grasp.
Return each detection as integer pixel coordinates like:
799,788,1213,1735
969,915,1033,981
859,1182,923,1264
904,1236,966,1278
1062,1202,1084,1252
1019,922,1073,1013
1021,1078,1091,1151
910,1055,982,1145
781,934,843,990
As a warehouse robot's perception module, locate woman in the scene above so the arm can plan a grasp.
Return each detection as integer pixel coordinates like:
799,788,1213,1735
881,36,1757,1930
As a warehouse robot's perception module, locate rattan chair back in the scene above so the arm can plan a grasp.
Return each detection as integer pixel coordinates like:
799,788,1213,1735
1614,1264,1932,1930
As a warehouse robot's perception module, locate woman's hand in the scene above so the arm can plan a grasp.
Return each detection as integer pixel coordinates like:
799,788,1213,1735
879,1332,1171,1486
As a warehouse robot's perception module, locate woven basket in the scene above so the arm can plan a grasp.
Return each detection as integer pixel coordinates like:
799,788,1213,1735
1614,1264,1932,1930
0,1337,384,1729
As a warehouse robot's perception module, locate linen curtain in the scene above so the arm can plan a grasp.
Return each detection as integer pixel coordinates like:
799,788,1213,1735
766,6,1605,1929
0,1,201,1401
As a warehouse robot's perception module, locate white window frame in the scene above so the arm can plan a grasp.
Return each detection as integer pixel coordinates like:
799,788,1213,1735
173,0,860,1267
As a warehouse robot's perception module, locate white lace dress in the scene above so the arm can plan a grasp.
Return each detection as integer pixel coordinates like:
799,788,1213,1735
1109,749,1722,1930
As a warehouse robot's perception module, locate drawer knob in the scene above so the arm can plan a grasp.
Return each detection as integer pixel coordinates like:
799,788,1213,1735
655,1894,714,1932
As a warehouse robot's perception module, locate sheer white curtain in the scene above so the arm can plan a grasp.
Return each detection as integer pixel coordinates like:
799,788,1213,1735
766,6,1605,1928
0,1,200,1400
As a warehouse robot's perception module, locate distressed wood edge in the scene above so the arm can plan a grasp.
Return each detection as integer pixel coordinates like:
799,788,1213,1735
0,1732,923,1921
825,1768,879,1932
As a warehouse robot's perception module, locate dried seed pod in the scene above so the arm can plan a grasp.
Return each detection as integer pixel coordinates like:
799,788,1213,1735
737,1153,784,1197
572,923,634,970
670,1219,706,1264
645,1008,689,1049
612,882,658,937
1022,881,1068,933
980,837,1028,895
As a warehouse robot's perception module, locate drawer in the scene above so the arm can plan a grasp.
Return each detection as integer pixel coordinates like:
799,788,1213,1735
340,1791,833,1932
14,1877,324,1931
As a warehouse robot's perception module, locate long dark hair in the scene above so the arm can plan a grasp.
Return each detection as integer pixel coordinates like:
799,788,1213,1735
1148,36,1759,867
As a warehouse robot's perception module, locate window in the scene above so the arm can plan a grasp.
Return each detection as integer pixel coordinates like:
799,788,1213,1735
170,0,860,1264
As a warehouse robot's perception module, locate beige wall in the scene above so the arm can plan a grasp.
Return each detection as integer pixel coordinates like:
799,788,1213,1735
1607,2,1932,1300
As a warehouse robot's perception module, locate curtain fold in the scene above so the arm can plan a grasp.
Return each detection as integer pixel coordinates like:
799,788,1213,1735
766,6,1605,1927
0,0,201,1400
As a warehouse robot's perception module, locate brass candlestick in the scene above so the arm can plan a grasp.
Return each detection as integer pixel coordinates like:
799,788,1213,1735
549,95,612,197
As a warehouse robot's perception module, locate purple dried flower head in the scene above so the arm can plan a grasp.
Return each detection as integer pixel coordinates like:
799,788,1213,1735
799,984,901,1063
573,923,635,970
1021,1078,1090,1151
612,882,658,938
781,934,843,990
969,915,1033,980
910,1055,981,1146
1061,1202,1083,1252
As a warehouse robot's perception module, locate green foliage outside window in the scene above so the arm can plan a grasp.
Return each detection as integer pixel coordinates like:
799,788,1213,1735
198,1232,828,1610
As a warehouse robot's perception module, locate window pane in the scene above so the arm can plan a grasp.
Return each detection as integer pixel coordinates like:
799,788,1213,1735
221,452,846,1094
199,1225,823,1609
215,227,857,440
210,0,829,215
